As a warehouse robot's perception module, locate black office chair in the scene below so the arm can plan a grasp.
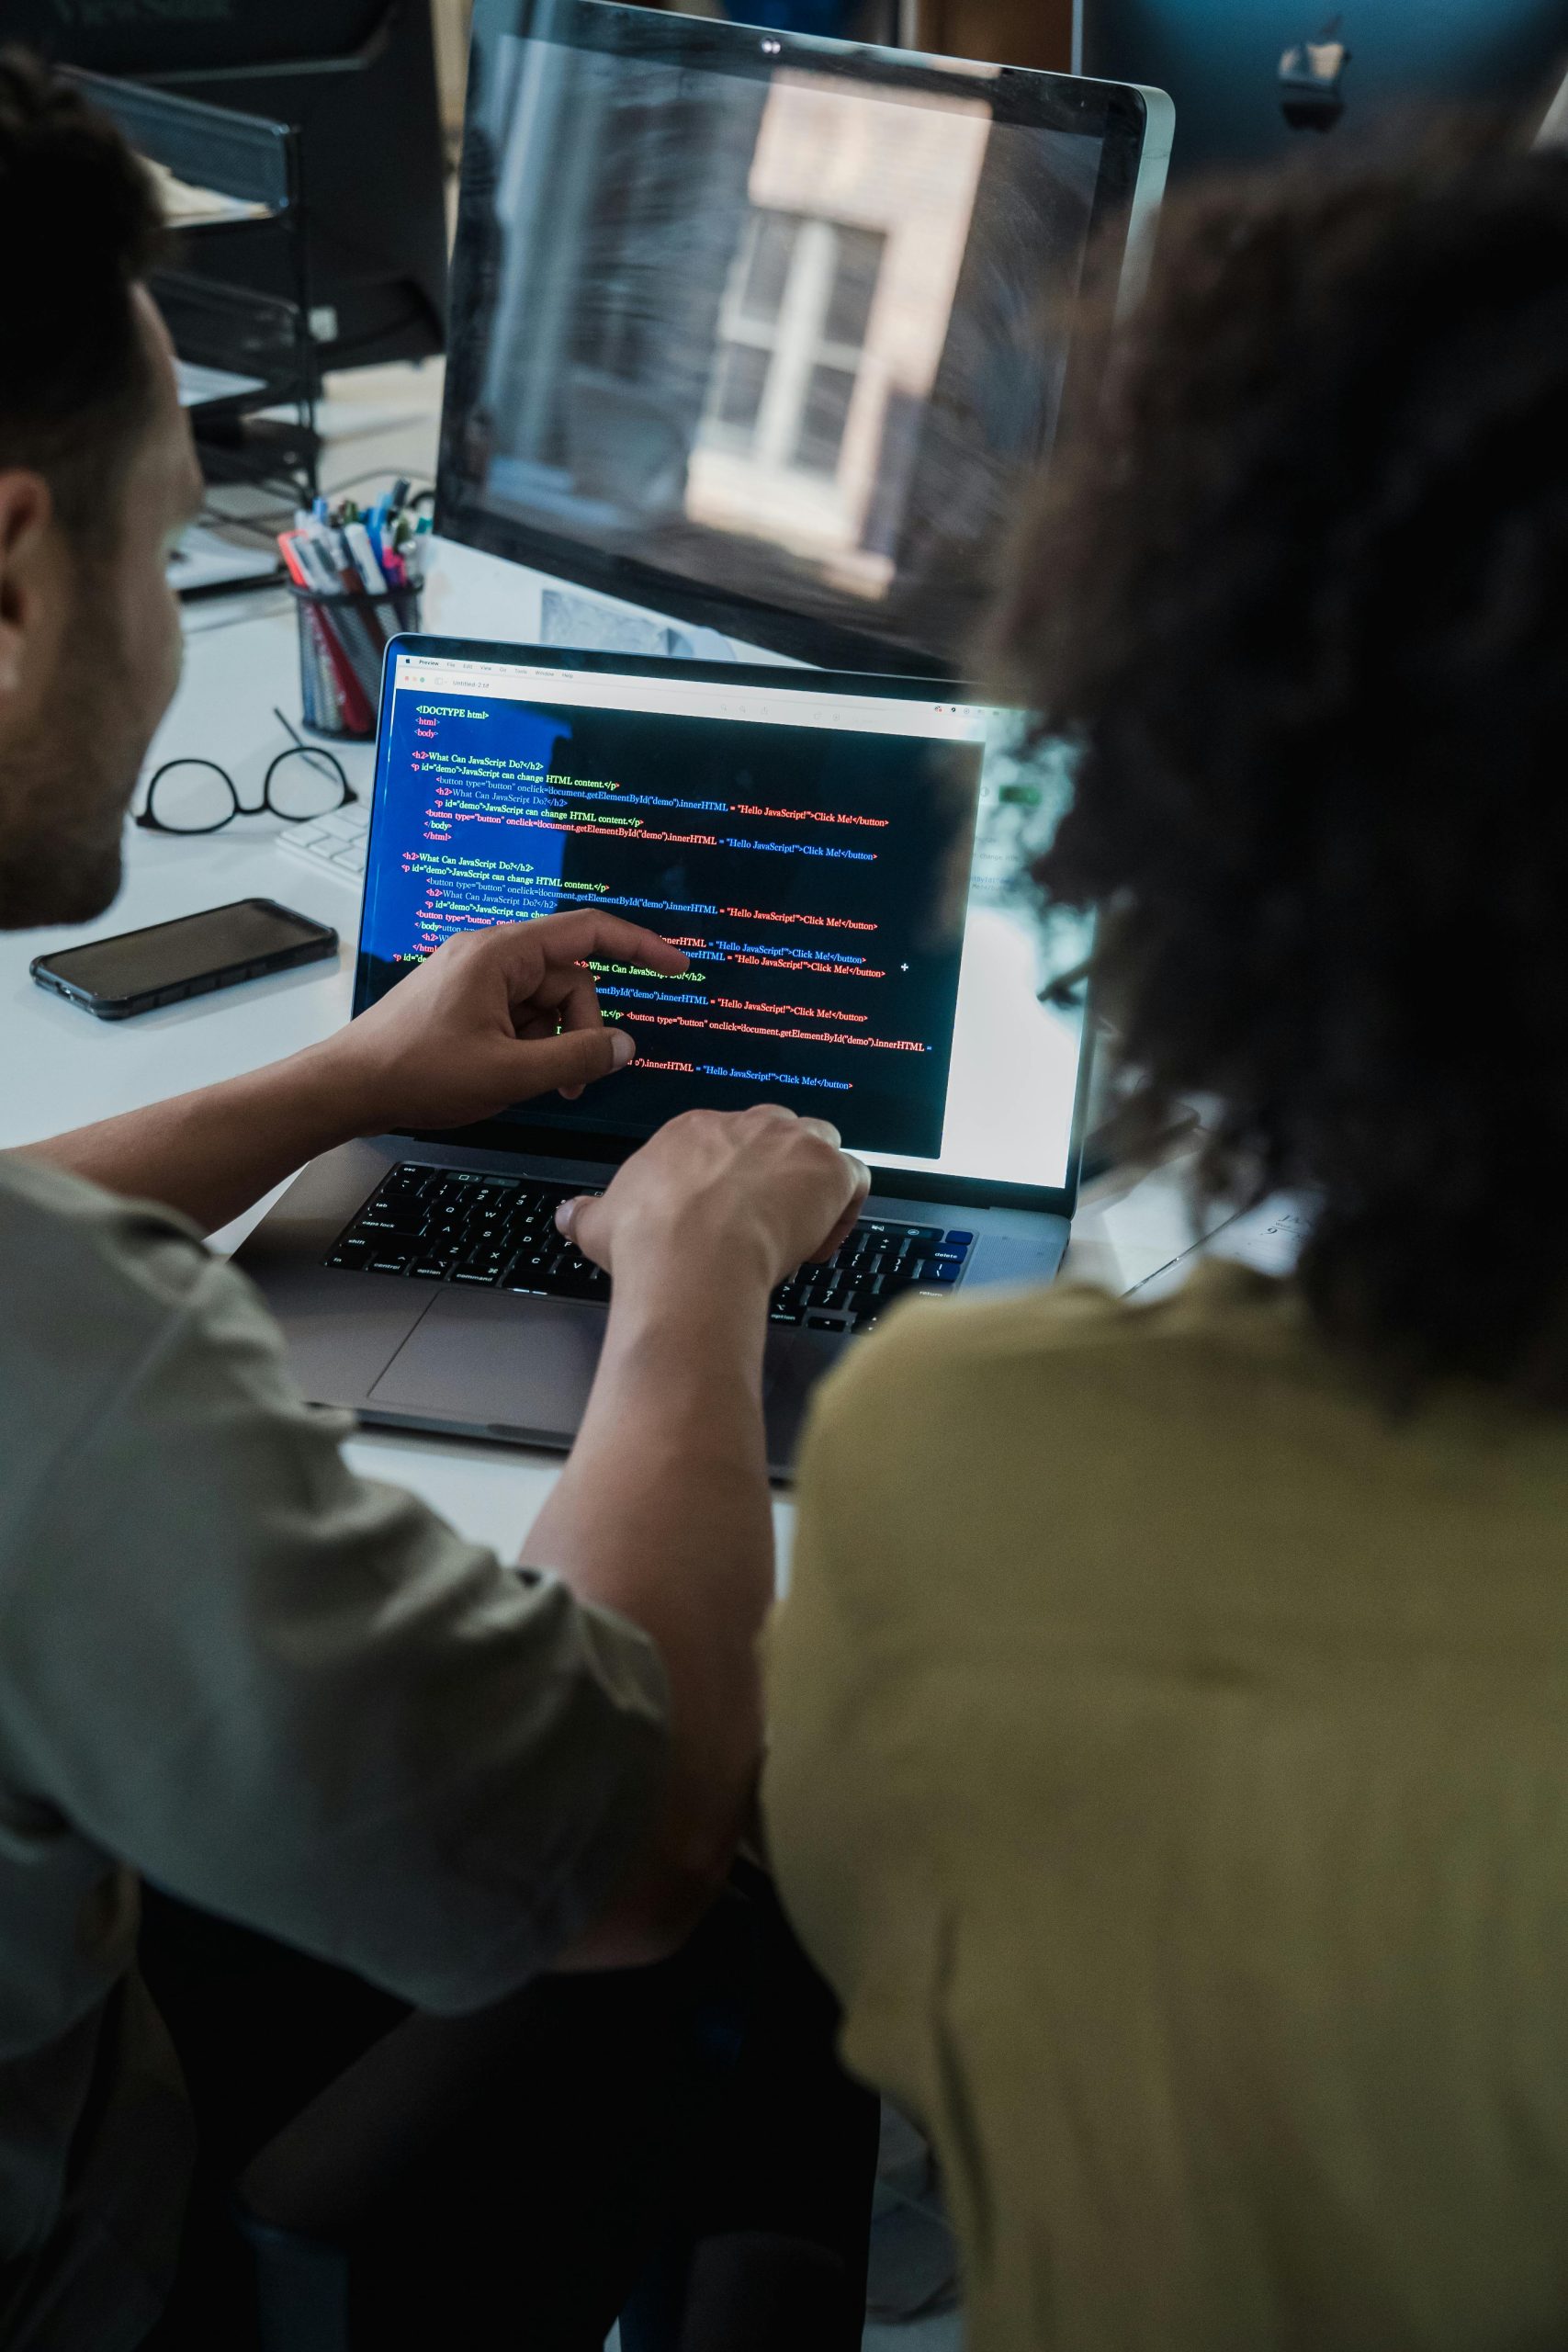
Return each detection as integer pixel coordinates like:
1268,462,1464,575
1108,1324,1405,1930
232,1978,750,2350
239,2202,860,2352
230,1880,874,2352
235,1997,556,2352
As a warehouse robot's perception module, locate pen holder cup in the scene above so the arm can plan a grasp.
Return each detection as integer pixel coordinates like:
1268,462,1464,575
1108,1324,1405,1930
291,582,423,741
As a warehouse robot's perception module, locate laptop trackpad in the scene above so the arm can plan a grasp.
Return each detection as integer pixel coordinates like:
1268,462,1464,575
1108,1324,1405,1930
368,1289,606,1442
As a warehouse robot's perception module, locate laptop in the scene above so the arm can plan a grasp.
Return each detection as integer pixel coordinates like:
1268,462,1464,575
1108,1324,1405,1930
236,637,1094,1474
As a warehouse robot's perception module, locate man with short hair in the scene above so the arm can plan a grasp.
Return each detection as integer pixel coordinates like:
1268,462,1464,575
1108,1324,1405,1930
0,55,869,2348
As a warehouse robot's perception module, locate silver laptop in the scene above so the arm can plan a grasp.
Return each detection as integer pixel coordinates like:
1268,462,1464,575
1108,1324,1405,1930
237,637,1094,1473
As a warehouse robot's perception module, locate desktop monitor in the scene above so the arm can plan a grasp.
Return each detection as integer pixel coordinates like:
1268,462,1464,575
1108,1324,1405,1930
437,0,1170,675
11,0,448,372
1079,0,1568,177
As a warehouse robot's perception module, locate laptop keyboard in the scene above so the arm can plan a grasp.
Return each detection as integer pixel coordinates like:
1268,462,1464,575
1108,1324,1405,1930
325,1163,976,1333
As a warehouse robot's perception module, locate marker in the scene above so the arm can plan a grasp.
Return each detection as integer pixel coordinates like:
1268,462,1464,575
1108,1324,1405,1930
344,520,388,596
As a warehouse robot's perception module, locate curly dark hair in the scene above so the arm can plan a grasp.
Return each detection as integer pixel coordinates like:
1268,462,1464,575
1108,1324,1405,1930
987,135,1568,1397
0,49,166,544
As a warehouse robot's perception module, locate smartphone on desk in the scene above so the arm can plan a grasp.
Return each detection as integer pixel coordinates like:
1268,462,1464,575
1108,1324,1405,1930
30,899,338,1021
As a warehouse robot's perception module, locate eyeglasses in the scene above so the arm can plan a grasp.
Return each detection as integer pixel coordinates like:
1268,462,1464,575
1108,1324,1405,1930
137,709,358,838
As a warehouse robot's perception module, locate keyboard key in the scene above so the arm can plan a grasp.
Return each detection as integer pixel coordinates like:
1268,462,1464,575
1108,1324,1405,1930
328,1168,611,1304
916,1261,963,1284
942,1230,976,1248
552,1271,609,1300
807,1314,849,1331
769,1304,804,1325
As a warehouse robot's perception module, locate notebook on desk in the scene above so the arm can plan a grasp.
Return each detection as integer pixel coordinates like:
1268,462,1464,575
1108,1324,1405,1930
236,636,1094,1473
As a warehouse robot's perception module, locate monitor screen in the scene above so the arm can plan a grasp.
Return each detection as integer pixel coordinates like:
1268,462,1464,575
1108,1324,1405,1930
437,0,1161,673
356,642,1090,1200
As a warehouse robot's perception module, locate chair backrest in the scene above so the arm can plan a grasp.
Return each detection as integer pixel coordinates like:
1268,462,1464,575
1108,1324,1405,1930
234,2210,352,2352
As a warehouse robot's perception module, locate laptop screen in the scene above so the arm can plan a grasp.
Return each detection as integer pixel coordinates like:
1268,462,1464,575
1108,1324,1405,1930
356,640,1090,1199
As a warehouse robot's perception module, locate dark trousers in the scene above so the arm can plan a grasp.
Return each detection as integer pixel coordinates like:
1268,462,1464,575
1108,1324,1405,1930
137,1862,877,2352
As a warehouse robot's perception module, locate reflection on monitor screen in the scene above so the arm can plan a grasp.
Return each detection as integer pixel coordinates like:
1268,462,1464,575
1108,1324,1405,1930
439,0,1159,673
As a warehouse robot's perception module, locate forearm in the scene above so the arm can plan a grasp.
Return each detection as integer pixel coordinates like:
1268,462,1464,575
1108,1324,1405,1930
18,1042,364,1234
523,1253,775,1963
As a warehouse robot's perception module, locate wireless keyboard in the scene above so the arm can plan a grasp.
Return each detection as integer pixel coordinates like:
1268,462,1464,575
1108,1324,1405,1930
276,799,369,884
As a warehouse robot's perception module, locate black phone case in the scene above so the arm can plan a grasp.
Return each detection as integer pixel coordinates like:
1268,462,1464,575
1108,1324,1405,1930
29,899,338,1021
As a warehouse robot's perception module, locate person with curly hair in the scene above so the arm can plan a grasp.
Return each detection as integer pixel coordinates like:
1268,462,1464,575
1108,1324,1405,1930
764,137,1568,2351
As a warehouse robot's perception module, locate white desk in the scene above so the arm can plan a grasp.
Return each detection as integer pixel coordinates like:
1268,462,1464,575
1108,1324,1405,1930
2,580,1257,1567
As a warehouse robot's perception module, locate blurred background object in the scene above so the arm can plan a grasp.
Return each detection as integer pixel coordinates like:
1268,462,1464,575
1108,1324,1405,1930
11,0,449,376
1078,0,1568,177
434,0,479,137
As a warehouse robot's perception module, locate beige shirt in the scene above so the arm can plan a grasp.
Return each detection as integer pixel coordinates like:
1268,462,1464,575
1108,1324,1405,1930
0,1154,668,2350
765,1263,1568,2352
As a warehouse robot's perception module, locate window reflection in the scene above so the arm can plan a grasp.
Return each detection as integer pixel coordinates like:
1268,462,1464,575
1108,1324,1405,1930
700,209,887,481
447,14,1108,665
686,74,989,597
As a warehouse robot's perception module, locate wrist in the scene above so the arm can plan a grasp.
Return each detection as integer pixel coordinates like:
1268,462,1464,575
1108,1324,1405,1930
606,1228,776,1358
601,1263,773,1417
266,1038,385,1149
607,1207,778,1306
287,1035,395,1141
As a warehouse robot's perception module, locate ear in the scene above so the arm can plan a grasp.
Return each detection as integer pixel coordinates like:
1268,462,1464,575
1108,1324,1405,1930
0,469,59,704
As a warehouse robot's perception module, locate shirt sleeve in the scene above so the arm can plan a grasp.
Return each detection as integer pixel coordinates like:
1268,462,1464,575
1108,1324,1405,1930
0,1225,670,2014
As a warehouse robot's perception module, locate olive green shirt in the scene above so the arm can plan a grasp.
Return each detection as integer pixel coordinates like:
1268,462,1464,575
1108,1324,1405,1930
766,1263,1568,2352
0,1154,668,2350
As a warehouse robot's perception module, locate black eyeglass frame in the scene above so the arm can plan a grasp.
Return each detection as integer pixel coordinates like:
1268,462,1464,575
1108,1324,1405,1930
136,718,358,839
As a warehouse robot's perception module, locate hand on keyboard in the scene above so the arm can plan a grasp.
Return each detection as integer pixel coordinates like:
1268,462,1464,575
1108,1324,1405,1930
328,1155,977,1335
556,1104,869,1295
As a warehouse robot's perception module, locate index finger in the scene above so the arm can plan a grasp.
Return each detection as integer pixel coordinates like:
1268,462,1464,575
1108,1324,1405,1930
807,1152,871,1263
519,911,691,978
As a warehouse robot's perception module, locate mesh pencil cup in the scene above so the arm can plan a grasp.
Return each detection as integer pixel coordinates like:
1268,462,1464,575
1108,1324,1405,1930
291,580,422,740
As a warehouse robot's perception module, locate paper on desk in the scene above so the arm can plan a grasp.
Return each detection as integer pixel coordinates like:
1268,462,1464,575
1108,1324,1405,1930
166,523,282,596
176,360,268,412
145,157,269,228
1122,1192,1314,1301
1206,1194,1315,1277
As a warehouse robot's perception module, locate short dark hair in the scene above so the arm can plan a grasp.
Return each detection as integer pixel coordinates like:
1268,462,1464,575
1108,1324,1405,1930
989,137,1568,1397
0,50,167,545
